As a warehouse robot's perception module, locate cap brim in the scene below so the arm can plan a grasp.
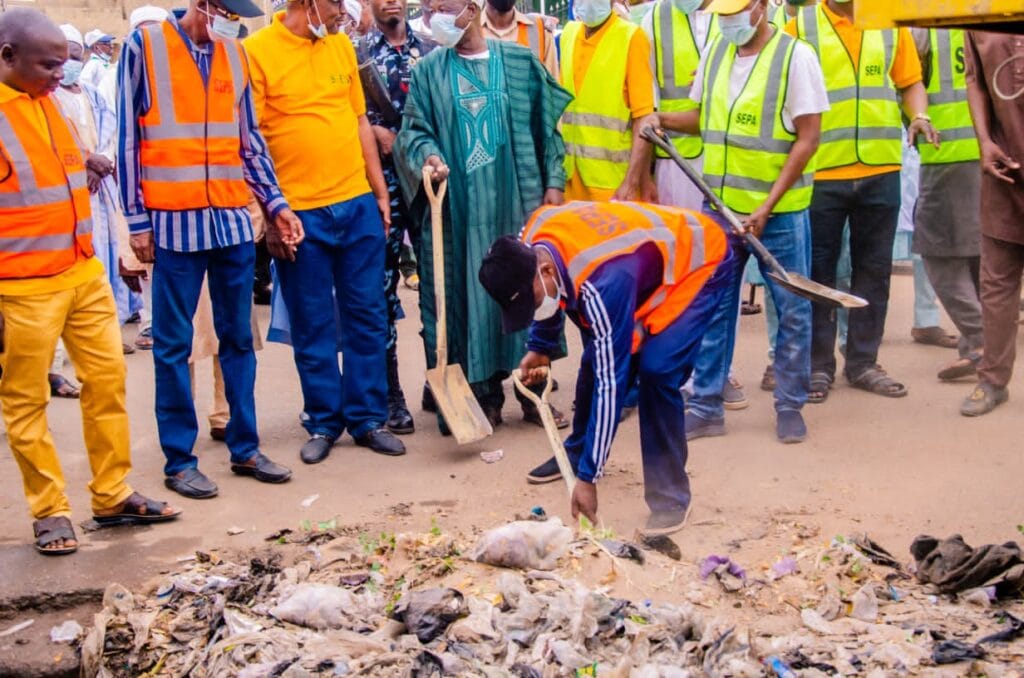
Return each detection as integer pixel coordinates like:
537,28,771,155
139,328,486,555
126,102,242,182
704,0,751,14
221,0,265,18
499,281,537,334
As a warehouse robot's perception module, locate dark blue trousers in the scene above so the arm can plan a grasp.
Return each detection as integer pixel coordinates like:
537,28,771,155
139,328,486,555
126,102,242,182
275,193,388,440
564,251,735,514
153,243,258,476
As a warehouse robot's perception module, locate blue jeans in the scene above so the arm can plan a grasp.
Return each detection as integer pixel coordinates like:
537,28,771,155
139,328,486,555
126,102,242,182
153,243,258,476
689,209,812,420
810,172,900,378
275,193,387,440
564,250,734,514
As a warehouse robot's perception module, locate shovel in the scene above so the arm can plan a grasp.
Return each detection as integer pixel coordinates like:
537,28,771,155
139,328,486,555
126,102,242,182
512,368,576,497
641,126,867,309
422,169,494,445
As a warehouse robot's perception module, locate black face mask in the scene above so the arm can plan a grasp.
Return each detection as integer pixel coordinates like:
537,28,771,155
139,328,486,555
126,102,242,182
489,0,517,12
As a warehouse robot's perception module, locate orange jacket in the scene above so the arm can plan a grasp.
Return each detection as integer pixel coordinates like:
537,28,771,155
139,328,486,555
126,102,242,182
0,94,94,280
522,201,728,352
517,15,547,63
138,21,250,211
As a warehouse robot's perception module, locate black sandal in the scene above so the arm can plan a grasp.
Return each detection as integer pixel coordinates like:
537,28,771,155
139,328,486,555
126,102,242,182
93,492,182,527
847,365,908,398
49,374,81,399
808,371,832,404
33,516,78,555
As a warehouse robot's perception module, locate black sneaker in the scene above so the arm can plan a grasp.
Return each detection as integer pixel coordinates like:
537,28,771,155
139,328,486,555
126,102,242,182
642,505,691,537
526,456,562,484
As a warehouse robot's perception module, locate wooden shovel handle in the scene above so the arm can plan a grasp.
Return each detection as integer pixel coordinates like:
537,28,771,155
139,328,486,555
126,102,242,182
423,168,449,369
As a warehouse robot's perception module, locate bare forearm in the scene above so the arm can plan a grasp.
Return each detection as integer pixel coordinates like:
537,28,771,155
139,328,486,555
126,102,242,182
359,116,389,201
658,110,700,136
900,80,929,119
625,122,654,184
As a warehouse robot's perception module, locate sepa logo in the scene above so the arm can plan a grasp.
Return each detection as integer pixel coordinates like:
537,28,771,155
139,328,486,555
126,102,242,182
735,112,758,126
213,79,233,94
865,64,882,76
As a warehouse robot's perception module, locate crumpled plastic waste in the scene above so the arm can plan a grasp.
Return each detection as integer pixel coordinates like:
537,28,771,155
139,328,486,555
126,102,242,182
699,555,746,592
850,584,879,622
771,556,799,579
852,533,902,569
911,534,1024,596
49,619,83,643
471,518,572,571
271,583,375,630
933,639,986,664
978,611,1024,644
600,539,645,564
391,588,467,643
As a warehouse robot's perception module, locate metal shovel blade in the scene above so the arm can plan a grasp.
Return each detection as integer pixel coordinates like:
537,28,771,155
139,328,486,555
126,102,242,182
765,271,868,309
426,364,493,445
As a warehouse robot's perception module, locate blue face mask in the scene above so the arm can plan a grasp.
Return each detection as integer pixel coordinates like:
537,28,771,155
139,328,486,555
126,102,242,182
574,0,611,27
61,59,84,87
308,1,330,39
719,5,760,46
201,6,243,41
671,0,703,13
431,6,469,48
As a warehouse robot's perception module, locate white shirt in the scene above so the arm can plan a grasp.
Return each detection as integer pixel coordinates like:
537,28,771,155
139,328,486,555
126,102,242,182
79,54,110,91
641,6,713,107
689,35,829,133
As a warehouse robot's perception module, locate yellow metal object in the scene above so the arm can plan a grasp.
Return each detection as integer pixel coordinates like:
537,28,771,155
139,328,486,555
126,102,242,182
856,0,1024,29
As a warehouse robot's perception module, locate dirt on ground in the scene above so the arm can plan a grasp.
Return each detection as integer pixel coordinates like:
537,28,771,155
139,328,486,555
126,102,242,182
1,274,1023,676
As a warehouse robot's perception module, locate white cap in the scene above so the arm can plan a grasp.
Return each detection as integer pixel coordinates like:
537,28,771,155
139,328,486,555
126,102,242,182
271,0,289,9
59,23,84,48
129,5,169,30
83,29,114,48
344,0,363,23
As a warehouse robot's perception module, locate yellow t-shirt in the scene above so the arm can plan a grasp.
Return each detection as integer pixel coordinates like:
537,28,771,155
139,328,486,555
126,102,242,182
244,14,370,211
564,15,655,202
785,5,923,180
0,82,103,296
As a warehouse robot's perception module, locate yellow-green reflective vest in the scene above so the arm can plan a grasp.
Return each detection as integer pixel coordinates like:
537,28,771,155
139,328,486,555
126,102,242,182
561,17,637,191
767,3,788,30
700,31,814,214
650,1,717,159
920,29,980,165
796,5,902,170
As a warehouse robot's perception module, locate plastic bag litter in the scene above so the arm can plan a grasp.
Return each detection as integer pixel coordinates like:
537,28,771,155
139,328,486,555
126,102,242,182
472,518,572,571
271,583,363,630
933,639,986,665
391,588,468,643
49,620,83,643
850,584,879,622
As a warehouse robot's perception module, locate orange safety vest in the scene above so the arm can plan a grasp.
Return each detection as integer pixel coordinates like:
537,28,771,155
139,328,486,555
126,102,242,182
0,94,94,279
516,15,547,63
522,201,728,352
139,20,250,211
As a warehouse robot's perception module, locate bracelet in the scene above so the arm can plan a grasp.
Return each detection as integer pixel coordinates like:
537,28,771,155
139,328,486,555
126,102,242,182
913,113,932,123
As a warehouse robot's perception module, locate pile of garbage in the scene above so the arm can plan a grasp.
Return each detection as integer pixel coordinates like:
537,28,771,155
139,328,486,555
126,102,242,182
78,517,1024,677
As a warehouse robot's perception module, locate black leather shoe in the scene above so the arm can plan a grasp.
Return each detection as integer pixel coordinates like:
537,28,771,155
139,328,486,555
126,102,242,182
482,405,503,428
165,467,219,499
231,453,293,483
387,403,415,435
300,434,335,464
354,427,406,456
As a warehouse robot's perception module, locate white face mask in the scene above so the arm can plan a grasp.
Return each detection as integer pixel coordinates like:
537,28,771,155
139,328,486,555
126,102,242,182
201,7,243,41
574,0,612,27
308,1,330,39
671,0,703,13
533,268,563,322
719,4,760,46
431,6,469,48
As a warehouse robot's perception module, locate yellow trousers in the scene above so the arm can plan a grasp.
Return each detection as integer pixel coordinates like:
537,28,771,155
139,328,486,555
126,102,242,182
0,274,134,519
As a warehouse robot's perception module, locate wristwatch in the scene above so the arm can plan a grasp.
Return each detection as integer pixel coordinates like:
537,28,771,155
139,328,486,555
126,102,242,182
913,113,932,123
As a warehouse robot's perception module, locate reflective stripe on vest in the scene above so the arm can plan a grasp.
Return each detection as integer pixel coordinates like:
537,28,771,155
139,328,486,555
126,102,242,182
920,29,980,165
652,1,715,159
700,32,813,214
139,20,249,211
520,15,546,62
561,18,636,190
797,5,901,170
522,201,728,351
0,95,94,279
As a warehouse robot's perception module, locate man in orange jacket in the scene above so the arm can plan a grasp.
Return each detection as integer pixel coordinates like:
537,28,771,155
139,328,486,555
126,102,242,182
0,8,180,556
479,201,733,535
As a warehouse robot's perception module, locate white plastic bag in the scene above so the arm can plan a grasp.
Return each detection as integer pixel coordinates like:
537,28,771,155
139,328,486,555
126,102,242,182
471,518,572,571
270,583,357,630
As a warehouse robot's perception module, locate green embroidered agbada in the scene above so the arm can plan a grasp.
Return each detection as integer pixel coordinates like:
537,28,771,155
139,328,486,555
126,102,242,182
395,41,571,400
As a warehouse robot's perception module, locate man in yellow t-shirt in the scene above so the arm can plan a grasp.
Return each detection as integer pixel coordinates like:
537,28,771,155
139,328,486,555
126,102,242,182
785,0,939,402
0,8,180,556
560,0,659,202
245,0,405,463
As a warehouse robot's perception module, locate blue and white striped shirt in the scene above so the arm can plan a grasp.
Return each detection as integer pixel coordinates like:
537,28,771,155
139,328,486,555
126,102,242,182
116,11,288,252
